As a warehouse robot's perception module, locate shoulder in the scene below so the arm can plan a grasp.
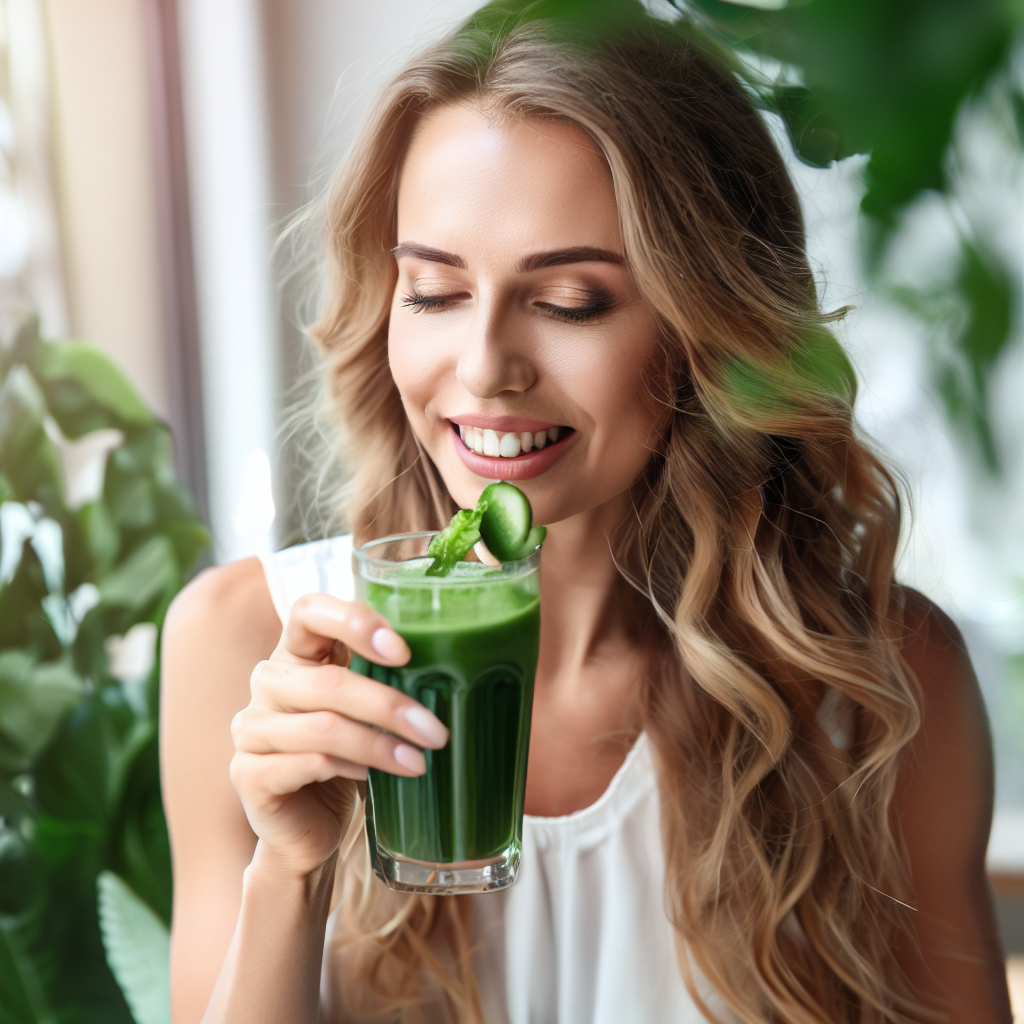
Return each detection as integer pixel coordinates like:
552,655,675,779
160,558,279,847
161,559,282,750
164,557,282,654
888,606,1010,1017
891,586,993,860
894,586,989,763
896,585,971,678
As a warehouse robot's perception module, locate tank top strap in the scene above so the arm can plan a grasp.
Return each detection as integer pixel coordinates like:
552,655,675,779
259,535,354,625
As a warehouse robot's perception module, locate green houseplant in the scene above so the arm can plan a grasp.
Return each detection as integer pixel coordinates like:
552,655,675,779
0,317,209,1023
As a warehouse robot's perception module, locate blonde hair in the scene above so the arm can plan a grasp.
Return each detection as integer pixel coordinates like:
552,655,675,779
306,5,927,1022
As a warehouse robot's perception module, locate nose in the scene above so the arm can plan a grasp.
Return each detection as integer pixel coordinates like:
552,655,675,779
455,293,536,399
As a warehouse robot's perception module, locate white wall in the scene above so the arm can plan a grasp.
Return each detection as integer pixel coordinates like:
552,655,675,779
47,0,168,417
176,0,277,563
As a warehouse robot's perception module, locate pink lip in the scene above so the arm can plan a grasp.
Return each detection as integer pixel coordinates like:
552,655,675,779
449,413,565,433
451,422,576,480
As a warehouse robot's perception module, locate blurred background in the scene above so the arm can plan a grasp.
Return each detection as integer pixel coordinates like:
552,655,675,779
0,0,1021,1020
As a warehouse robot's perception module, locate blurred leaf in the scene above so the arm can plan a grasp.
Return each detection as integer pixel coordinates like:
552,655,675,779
97,872,170,1024
78,500,121,577
891,240,1014,471
0,367,64,504
691,0,1018,238
34,696,120,827
99,537,180,613
0,924,44,1024
108,475,157,530
0,545,62,658
36,342,152,431
0,818,37,916
11,810,134,1024
32,813,104,870
0,653,85,774
110,429,175,479
153,480,199,525
111,735,172,923
161,519,211,574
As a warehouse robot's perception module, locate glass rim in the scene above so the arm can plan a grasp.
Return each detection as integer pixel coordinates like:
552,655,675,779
354,530,540,584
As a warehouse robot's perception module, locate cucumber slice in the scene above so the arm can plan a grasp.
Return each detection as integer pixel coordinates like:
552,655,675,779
478,482,533,561
506,524,547,561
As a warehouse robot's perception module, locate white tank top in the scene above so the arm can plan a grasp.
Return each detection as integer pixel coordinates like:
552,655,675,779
260,537,733,1023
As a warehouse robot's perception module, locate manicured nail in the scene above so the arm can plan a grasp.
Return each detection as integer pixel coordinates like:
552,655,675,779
405,705,449,747
393,743,426,774
371,627,407,662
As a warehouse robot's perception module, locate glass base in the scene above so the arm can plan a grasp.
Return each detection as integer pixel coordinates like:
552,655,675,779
370,838,521,894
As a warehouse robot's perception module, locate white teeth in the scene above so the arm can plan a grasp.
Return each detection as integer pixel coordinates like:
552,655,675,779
456,423,566,457
499,432,521,457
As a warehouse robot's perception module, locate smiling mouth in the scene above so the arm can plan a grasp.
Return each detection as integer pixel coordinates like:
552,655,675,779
451,421,575,459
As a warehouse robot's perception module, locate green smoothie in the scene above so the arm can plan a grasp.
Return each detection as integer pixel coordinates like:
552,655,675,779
351,552,540,874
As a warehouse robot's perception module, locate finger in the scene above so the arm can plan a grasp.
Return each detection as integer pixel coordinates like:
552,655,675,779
231,751,367,799
276,593,410,667
248,661,448,748
233,707,429,776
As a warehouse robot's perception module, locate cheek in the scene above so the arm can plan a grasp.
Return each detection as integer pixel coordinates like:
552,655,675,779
580,333,661,438
387,317,444,413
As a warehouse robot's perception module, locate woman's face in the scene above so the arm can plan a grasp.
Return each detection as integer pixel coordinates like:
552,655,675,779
388,103,663,526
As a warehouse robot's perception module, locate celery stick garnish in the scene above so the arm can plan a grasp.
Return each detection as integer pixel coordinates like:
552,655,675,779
425,504,487,576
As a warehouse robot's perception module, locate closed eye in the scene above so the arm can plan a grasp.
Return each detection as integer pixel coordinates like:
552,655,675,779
400,289,616,322
401,292,451,313
535,295,615,323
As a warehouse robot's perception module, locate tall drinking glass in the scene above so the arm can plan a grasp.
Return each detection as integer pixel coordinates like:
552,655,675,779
351,532,541,894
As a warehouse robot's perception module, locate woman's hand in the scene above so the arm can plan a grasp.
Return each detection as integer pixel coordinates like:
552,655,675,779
229,593,448,877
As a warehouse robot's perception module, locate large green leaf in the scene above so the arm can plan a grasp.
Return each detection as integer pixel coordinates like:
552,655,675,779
36,343,152,431
97,872,170,1024
690,0,1018,234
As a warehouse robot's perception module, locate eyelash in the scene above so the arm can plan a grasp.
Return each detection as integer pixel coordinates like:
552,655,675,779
400,291,615,323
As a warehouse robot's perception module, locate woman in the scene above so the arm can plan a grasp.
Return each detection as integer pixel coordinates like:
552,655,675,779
161,4,1012,1022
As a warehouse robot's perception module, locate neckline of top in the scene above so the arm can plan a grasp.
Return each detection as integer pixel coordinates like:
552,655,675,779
523,732,653,831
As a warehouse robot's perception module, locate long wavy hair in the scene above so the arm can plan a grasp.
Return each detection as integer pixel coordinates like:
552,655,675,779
303,4,927,1022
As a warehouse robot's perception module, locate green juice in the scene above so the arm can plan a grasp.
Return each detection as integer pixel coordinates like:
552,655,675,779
351,556,540,873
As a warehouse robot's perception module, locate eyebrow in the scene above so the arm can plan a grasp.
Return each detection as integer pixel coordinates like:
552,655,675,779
518,246,624,272
390,242,466,269
390,242,625,272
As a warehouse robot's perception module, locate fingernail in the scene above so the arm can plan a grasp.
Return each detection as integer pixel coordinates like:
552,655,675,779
393,743,426,774
371,627,407,662
405,705,449,747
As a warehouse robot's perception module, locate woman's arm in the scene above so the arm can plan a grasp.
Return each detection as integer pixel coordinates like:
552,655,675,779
160,559,278,1022
161,561,449,1023
893,589,1012,1023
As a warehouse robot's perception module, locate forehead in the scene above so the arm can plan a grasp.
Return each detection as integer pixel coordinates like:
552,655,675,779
395,103,622,261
